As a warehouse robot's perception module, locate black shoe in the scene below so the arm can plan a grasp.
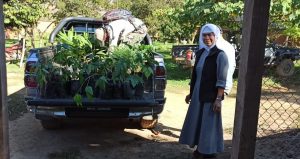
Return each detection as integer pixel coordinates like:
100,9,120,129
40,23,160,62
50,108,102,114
192,150,203,159
202,153,217,159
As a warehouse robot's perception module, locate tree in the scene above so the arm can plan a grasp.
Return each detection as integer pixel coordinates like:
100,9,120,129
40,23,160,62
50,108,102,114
158,8,189,42
114,0,184,40
51,0,109,21
165,0,244,43
269,0,300,46
4,0,49,48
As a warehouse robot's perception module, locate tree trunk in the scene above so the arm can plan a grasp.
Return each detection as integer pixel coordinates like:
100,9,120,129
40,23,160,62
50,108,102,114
26,26,35,48
176,37,180,45
284,35,289,47
190,28,199,44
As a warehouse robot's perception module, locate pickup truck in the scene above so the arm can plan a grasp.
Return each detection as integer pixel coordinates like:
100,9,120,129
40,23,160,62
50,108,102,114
263,42,300,76
24,17,167,129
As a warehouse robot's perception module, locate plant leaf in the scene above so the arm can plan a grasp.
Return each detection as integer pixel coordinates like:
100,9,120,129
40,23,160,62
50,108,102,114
128,75,143,88
73,93,82,107
96,76,107,90
85,86,94,101
143,66,153,79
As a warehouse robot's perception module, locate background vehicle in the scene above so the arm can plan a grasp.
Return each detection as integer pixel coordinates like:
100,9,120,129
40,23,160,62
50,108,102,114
172,41,300,77
263,42,300,76
171,45,198,68
24,17,167,129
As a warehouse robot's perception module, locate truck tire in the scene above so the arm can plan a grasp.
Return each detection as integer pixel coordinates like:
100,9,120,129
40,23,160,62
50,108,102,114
40,119,62,130
140,116,158,129
276,59,295,77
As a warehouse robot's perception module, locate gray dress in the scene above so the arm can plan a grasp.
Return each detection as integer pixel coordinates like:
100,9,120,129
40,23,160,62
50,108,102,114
179,49,228,154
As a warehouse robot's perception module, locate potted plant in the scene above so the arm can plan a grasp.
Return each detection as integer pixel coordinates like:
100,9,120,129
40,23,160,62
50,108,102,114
36,29,108,102
36,29,157,106
110,45,156,99
36,54,70,98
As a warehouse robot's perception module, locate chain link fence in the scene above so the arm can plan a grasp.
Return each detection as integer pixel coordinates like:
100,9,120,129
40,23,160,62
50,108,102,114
258,49,300,136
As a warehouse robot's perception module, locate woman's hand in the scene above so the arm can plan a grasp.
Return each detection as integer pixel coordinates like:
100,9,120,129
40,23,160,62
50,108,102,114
185,94,191,104
214,88,224,112
213,99,222,112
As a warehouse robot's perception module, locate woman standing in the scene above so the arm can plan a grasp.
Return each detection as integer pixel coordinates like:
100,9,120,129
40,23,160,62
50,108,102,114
179,24,229,159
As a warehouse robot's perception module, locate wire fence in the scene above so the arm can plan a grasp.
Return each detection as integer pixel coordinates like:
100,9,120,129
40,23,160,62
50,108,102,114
257,55,300,136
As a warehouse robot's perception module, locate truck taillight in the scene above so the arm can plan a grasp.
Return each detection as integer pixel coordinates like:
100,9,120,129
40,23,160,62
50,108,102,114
155,66,165,76
24,75,37,87
25,61,37,73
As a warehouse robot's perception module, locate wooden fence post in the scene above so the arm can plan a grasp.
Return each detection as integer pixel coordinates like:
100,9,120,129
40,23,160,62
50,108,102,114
231,0,271,159
0,0,10,159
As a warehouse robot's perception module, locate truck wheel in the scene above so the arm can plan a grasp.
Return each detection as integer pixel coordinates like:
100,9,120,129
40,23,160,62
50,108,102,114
276,59,295,77
40,119,62,130
140,116,158,129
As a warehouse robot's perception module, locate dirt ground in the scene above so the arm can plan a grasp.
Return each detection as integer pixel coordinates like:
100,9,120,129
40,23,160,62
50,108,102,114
7,72,300,159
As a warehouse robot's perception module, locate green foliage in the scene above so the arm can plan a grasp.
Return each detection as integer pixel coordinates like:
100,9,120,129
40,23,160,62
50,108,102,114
165,0,244,43
73,94,83,107
85,86,94,101
269,0,300,44
36,30,156,106
270,0,300,27
4,0,50,48
4,0,49,28
36,62,49,88
95,76,107,90
157,8,185,42
52,0,110,21
110,45,156,87
36,29,107,105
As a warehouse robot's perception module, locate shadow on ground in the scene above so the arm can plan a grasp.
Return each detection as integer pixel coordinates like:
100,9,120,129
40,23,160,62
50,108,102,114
47,119,232,159
255,129,300,159
10,113,233,159
8,88,27,121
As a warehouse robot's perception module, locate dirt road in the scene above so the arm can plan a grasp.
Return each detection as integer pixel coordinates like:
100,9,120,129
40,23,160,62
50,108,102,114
10,71,300,159
8,72,235,159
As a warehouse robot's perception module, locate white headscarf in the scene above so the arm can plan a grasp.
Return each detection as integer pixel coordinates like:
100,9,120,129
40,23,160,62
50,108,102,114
198,23,221,51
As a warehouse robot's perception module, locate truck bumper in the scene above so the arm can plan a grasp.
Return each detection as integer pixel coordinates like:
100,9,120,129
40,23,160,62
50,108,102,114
27,98,166,120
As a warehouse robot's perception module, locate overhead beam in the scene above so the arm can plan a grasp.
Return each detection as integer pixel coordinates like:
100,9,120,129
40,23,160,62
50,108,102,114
0,0,10,158
231,0,271,159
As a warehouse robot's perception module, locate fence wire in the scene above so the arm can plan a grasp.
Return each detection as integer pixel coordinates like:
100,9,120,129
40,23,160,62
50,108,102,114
258,58,300,137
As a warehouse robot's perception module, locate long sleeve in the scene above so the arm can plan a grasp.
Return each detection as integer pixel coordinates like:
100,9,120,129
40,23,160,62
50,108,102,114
216,52,229,89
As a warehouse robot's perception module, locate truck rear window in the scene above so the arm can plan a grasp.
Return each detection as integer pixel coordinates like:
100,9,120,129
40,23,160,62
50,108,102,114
65,22,102,34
